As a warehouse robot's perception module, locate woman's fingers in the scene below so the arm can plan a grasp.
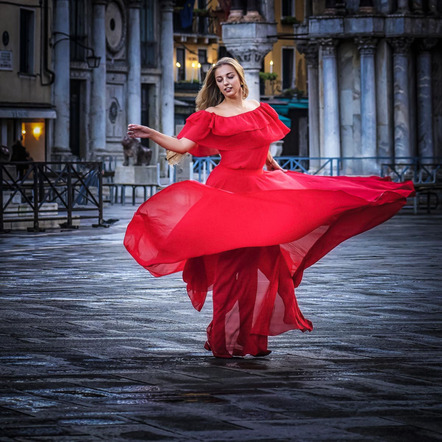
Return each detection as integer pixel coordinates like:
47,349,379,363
127,124,144,138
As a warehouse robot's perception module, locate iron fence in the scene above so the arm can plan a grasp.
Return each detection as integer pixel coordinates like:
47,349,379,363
1,161,105,232
191,156,442,183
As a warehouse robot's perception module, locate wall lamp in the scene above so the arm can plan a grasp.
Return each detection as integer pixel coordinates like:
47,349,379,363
52,31,101,69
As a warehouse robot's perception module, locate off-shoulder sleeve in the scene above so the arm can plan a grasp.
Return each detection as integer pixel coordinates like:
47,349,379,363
177,111,219,157
259,103,291,140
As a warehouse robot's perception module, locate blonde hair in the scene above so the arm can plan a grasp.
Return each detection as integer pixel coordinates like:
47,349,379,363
195,57,249,111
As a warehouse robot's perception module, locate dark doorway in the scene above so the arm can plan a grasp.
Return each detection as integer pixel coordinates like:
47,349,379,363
141,84,151,148
70,80,81,157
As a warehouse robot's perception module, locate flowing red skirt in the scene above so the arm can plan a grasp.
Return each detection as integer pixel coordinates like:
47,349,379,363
124,168,415,357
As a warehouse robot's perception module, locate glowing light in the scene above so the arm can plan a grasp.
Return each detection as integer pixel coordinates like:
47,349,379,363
197,63,201,68
269,60,274,73
32,124,43,140
22,129,26,135
191,62,196,68
176,62,181,68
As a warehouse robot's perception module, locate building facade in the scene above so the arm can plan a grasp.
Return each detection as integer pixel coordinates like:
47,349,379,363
0,0,173,164
295,0,442,173
0,0,55,162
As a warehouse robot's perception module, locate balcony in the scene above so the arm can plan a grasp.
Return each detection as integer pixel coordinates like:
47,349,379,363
173,9,219,44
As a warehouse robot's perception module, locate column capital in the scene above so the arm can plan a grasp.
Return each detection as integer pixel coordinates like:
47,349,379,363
233,47,271,67
418,38,438,51
320,38,338,57
388,37,414,54
355,37,378,55
297,40,319,68
395,0,410,13
160,0,174,12
128,0,142,8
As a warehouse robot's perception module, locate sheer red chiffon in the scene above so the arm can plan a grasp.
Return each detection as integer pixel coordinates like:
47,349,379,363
124,103,415,358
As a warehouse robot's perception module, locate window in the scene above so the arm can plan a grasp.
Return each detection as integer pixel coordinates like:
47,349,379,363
141,0,157,68
282,48,294,90
20,9,34,74
281,0,294,17
70,0,87,62
176,47,185,81
218,46,232,60
198,49,208,81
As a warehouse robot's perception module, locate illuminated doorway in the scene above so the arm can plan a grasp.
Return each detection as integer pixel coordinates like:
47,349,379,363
21,121,45,162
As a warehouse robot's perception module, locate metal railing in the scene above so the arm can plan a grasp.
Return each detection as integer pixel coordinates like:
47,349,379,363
190,156,442,183
1,162,105,232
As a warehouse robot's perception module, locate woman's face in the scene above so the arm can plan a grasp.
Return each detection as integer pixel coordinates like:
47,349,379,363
214,64,242,99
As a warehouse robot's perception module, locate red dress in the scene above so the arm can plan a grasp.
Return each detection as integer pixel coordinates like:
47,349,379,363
124,103,415,358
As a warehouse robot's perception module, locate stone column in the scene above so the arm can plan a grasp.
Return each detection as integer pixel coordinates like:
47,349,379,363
390,37,414,159
356,37,378,173
232,48,269,101
160,0,174,171
301,42,320,169
320,39,341,169
160,0,174,137
127,2,142,126
90,0,107,154
53,0,70,154
222,22,277,102
417,39,436,161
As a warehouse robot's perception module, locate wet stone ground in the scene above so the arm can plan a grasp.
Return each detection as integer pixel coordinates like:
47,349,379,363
0,204,441,441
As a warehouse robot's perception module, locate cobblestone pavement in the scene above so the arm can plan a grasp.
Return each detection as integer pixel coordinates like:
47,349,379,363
0,204,441,441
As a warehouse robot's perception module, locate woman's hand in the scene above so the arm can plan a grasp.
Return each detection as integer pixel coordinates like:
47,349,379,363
127,124,153,139
266,152,286,172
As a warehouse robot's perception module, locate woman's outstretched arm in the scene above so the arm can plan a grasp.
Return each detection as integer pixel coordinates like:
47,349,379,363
127,124,195,154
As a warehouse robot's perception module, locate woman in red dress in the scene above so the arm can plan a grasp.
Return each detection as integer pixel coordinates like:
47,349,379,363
125,57,414,358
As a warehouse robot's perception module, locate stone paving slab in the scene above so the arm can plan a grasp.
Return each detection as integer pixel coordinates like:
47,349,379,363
0,205,441,441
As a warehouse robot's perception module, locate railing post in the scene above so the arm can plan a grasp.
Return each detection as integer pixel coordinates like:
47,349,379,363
0,165,4,232
67,164,73,228
31,163,40,232
98,162,103,224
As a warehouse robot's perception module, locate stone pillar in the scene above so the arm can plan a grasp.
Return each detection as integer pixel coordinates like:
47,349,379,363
320,39,341,168
160,0,174,137
53,0,70,154
390,37,414,158
356,37,378,173
90,0,107,154
222,22,277,101
417,40,436,161
160,0,174,171
302,42,320,169
127,2,141,126
232,48,269,101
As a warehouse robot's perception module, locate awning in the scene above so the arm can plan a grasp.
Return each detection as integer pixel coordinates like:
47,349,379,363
0,107,57,119
278,114,291,128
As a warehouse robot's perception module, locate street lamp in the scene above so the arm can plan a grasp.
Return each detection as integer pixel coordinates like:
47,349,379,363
52,32,101,69
200,61,212,82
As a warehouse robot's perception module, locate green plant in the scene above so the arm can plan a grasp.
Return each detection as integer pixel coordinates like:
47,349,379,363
259,72,278,82
281,87,304,98
193,8,210,17
281,16,299,25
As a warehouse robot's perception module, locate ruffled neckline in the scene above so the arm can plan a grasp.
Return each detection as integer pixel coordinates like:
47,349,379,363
185,102,281,136
202,103,262,118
